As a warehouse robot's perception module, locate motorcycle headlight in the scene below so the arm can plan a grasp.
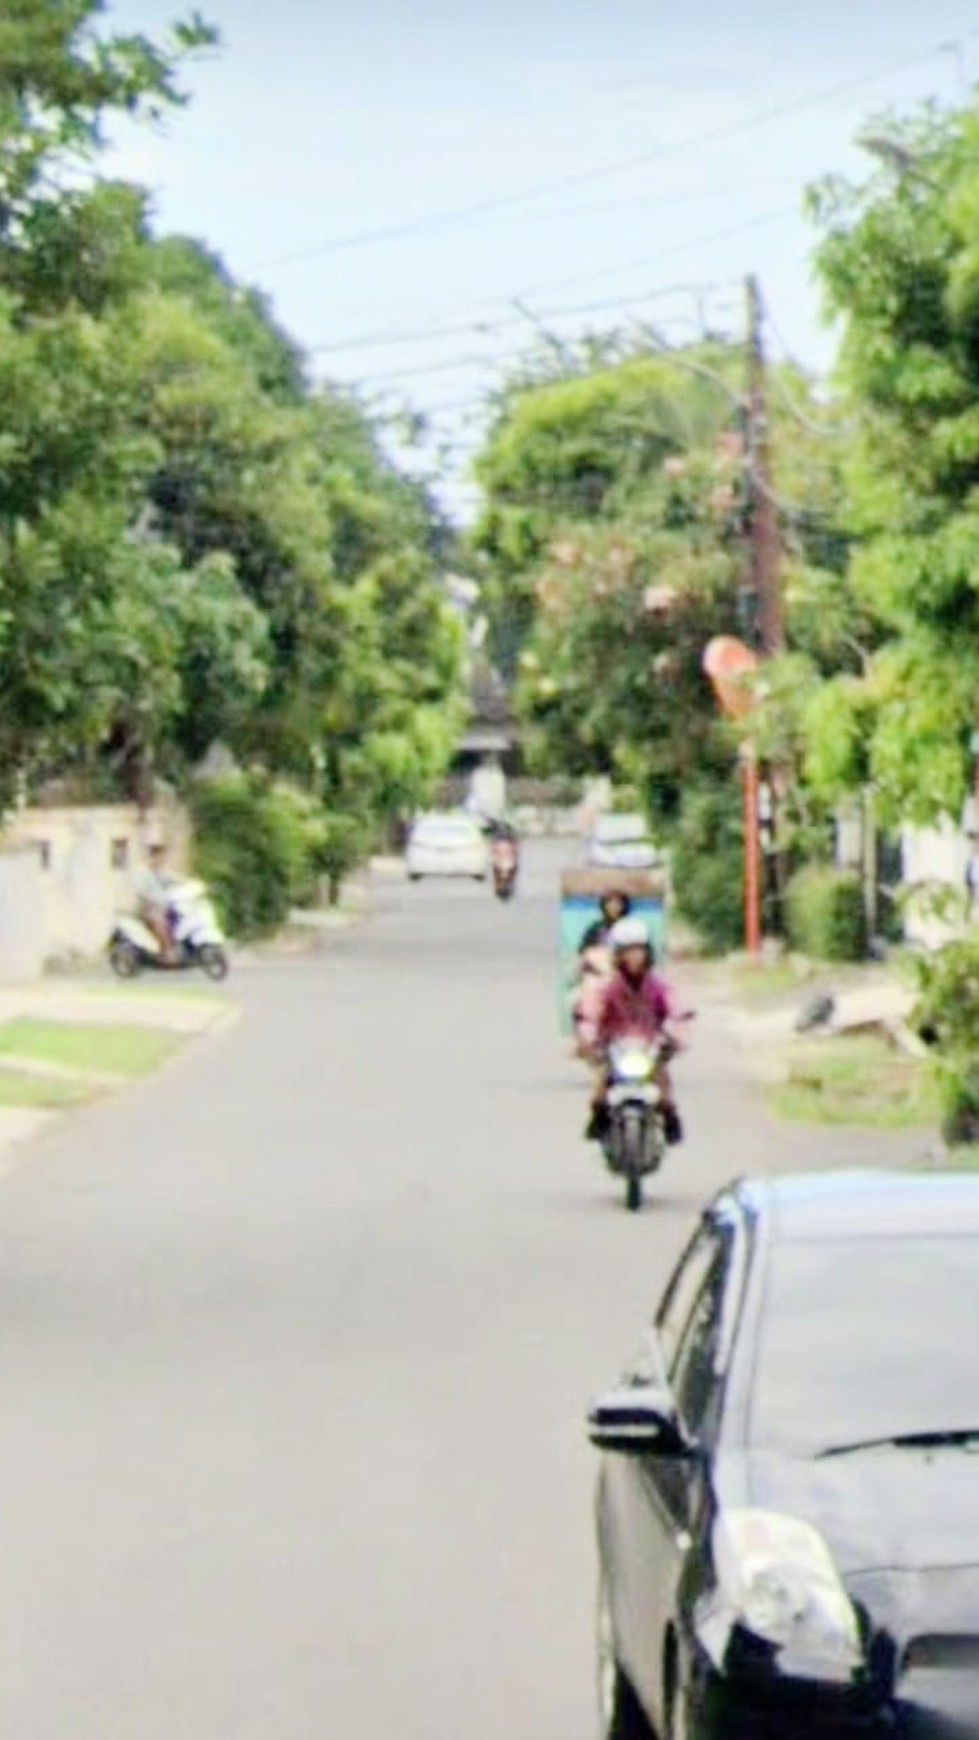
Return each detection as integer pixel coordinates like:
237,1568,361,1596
615,1051,653,1083
713,1509,860,1667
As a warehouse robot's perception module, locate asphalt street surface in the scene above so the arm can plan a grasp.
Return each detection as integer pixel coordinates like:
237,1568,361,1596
0,843,917,1737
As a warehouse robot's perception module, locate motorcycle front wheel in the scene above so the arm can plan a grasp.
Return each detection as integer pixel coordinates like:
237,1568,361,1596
109,939,141,980
621,1110,646,1213
199,944,229,982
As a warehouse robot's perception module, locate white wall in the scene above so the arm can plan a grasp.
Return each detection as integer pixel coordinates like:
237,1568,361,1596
0,850,45,982
0,802,190,972
901,819,970,950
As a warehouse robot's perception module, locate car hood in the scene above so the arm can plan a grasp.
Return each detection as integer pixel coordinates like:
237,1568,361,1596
747,1446,979,1576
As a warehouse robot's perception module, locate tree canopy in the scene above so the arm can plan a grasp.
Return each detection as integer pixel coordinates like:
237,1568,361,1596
0,0,464,852
803,99,979,825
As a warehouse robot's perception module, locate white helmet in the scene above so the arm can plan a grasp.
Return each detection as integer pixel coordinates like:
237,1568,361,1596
609,916,651,953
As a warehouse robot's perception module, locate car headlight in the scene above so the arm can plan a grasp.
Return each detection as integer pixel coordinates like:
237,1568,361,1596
713,1509,860,1667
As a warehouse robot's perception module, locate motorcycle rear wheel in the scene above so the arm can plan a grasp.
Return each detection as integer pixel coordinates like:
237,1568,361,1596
200,944,229,982
109,939,141,980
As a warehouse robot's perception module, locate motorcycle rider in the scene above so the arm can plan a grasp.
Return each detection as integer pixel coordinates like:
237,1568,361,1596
490,818,519,874
586,916,683,1145
579,889,631,954
134,842,177,964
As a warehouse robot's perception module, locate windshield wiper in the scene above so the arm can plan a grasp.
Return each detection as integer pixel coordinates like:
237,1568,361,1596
818,1429,979,1460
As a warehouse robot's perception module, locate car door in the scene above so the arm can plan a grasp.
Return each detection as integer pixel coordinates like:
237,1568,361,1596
613,1219,734,1729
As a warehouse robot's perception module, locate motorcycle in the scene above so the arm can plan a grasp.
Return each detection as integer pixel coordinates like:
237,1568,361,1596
491,836,519,901
600,1029,683,1213
108,879,229,981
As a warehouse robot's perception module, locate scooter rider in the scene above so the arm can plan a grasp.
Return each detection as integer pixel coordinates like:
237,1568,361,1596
586,916,683,1145
133,842,176,964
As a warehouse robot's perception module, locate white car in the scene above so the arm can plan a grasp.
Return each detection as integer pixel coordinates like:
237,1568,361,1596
406,813,489,881
587,812,661,871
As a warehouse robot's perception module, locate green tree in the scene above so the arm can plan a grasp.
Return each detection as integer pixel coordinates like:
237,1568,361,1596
473,346,741,674
807,99,979,823
0,1,464,884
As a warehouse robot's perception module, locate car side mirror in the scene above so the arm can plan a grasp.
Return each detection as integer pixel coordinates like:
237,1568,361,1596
587,1384,692,1457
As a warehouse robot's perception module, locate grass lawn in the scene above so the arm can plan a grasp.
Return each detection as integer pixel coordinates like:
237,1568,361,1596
81,981,226,1003
0,1067,95,1108
0,1018,176,1077
770,1034,939,1130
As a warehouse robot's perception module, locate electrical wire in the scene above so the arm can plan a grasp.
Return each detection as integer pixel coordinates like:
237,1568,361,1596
252,33,975,269
309,280,728,357
308,197,791,369
516,205,800,302
762,301,859,438
314,290,737,386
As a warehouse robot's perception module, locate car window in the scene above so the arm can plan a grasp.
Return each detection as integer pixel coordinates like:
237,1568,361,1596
656,1223,723,1375
671,1243,731,1437
415,818,477,842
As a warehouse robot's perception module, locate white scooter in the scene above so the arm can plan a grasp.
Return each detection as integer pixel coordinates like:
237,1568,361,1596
109,879,229,981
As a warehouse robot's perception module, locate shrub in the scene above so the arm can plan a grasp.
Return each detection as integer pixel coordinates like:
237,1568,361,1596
785,866,866,962
191,774,325,939
670,780,745,956
912,933,979,1145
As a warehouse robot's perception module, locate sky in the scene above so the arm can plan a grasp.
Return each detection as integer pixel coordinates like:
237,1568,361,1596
106,0,979,517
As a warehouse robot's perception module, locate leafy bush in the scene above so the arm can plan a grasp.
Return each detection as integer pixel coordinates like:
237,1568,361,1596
670,780,744,955
913,933,979,1145
785,866,865,962
191,774,326,939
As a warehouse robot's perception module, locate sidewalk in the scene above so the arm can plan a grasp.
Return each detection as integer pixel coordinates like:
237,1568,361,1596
0,979,234,1169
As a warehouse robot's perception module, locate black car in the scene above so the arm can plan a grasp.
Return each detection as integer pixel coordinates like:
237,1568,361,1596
590,1170,979,1739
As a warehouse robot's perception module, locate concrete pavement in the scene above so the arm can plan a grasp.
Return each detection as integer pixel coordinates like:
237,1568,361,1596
0,843,922,1738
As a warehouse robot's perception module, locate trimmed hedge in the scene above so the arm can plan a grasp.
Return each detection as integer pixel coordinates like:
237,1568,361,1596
786,866,866,962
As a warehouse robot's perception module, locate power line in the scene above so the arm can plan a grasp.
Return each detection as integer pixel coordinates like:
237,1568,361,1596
513,204,799,301
310,195,794,369
338,302,737,389
252,34,973,269
762,301,858,438
309,280,726,357
318,287,740,382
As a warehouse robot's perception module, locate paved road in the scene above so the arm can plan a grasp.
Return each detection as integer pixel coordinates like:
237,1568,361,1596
0,846,917,1738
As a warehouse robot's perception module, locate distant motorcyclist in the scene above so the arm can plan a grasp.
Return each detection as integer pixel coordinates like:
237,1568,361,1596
579,889,631,954
586,916,683,1145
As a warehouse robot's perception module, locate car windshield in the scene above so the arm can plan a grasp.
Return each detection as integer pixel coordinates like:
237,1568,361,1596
749,1236,979,1458
594,815,648,843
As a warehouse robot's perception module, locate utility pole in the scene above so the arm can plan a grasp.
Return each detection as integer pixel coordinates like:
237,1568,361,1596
744,274,784,657
742,275,785,942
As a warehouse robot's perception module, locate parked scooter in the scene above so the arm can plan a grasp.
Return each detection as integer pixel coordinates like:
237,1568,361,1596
109,879,229,981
